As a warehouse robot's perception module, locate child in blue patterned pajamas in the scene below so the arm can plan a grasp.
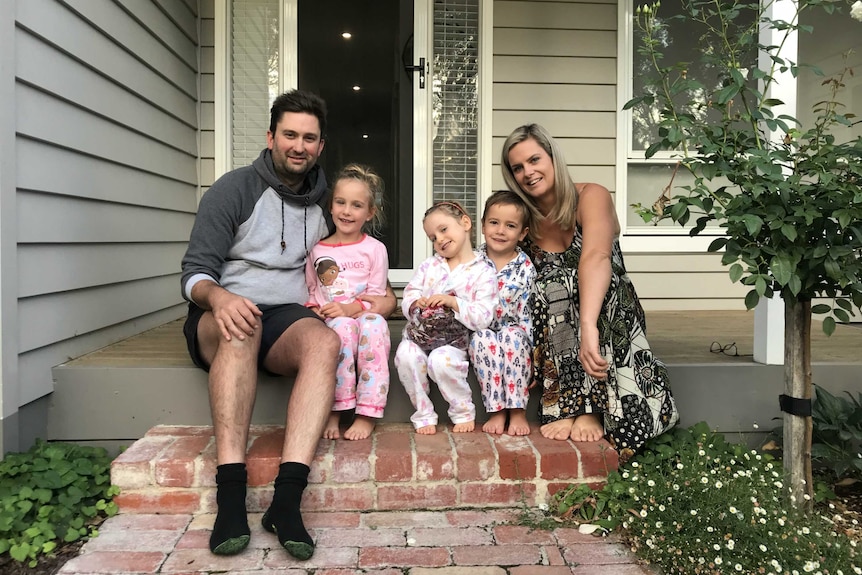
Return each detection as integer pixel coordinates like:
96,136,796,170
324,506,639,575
395,201,498,435
469,191,536,435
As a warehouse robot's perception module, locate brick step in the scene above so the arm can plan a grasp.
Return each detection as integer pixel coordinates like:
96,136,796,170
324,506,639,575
111,424,619,515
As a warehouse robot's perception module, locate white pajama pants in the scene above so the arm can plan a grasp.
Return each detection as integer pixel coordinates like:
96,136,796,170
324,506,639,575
394,339,475,429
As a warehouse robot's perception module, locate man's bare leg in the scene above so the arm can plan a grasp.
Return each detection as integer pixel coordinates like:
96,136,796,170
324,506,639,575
198,313,260,555
569,413,604,442
261,318,339,560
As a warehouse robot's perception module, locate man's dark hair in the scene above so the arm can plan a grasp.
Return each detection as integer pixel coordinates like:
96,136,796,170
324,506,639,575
269,90,327,137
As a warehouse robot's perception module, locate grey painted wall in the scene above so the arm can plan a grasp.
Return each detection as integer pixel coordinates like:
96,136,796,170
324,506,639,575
1,0,201,452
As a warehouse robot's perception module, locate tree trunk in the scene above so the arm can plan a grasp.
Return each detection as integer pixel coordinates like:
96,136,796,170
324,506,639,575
783,298,813,511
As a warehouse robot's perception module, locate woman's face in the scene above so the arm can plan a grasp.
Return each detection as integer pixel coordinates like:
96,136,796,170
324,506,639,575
507,137,555,206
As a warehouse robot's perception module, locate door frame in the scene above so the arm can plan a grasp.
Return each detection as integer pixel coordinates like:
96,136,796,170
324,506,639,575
214,0,431,284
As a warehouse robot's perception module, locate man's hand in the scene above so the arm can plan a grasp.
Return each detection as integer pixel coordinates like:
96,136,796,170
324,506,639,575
197,283,262,342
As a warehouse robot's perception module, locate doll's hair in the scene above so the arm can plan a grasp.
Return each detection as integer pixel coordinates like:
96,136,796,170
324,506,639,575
332,163,385,236
314,256,338,276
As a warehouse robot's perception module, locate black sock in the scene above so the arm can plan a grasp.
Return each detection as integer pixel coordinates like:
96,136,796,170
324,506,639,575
209,463,250,555
261,462,314,560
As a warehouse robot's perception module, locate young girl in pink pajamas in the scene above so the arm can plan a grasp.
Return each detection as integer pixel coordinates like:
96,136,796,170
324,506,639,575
469,191,536,436
306,164,390,441
395,201,498,435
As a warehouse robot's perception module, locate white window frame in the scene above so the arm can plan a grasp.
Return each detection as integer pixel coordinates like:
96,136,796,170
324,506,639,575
616,0,721,253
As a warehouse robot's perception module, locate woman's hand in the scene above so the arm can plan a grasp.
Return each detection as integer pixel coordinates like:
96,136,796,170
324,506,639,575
579,323,609,380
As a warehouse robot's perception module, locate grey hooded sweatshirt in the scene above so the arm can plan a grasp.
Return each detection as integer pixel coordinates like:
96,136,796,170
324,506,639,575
181,149,332,306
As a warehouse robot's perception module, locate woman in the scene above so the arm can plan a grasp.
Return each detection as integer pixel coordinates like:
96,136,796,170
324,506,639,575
502,123,678,459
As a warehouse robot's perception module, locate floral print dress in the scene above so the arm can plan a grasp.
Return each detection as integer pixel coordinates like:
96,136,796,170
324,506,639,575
526,228,679,458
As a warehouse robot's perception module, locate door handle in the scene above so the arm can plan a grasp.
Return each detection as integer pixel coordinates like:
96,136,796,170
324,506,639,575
405,57,427,89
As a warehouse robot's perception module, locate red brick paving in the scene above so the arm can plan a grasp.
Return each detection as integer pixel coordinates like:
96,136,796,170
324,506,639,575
57,424,654,574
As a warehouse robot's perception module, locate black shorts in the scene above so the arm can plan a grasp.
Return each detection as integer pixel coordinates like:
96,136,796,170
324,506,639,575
183,302,322,371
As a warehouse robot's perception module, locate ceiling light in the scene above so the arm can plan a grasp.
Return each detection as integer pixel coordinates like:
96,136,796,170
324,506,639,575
362,134,369,139
352,85,361,91
342,32,352,39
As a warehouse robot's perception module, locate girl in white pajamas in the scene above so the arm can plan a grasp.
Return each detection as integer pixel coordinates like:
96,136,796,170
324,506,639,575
395,201,498,434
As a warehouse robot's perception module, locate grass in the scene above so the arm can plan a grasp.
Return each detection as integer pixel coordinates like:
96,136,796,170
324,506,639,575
546,423,859,575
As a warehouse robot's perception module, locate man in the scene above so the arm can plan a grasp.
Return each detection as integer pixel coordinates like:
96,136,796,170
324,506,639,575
181,90,394,559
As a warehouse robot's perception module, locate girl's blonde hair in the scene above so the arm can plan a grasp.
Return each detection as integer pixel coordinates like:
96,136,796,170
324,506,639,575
332,163,385,235
500,123,578,236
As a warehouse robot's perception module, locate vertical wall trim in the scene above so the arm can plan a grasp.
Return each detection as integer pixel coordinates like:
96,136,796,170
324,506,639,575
477,0,493,226
214,0,229,183
0,1,20,453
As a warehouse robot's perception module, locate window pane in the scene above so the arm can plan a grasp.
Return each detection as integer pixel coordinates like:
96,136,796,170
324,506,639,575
432,0,480,228
230,0,279,169
631,0,756,152
627,163,727,229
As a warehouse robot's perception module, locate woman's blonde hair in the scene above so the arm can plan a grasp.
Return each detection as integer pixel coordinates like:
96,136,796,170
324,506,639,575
332,163,385,236
500,124,578,235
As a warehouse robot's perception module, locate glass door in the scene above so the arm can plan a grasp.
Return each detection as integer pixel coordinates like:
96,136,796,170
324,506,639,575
295,0,428,278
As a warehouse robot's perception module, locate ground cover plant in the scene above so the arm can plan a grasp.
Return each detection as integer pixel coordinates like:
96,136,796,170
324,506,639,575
0,440,118,573
551,422,859,575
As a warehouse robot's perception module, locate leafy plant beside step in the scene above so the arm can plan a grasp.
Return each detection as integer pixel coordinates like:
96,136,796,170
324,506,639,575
811,385,862,481
0,440,119,566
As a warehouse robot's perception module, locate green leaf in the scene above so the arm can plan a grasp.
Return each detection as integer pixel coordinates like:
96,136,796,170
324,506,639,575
780,224,797,241
741,214,763,236
10,542,31,562
744,290,760,310
811,304,831,314
771,256,793,286
823,316,836,336
729,263,744,283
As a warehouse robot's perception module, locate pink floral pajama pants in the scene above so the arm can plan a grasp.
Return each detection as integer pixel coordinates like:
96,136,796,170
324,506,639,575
327,313,391,418
469,326,531,413
394,339,475,429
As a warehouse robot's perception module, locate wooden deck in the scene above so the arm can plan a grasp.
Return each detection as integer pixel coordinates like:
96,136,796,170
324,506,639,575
64,310,862,368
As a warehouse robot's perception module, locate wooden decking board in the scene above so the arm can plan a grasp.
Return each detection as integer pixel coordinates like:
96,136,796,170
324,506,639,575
61,311,861,368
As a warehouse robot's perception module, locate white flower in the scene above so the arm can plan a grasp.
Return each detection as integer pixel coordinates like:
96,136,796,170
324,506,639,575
729,506,737,514
699,449,706,456
726,539,735,550
647,480,656,487
716,557,723,565
736,564,743,572
714,544,721,551
852,1,862,22
759,544,767,552
715,481,723,488
690,509,698,516
659,504,666,511
640,509,648,517
632,462,639,467
701,477,709,484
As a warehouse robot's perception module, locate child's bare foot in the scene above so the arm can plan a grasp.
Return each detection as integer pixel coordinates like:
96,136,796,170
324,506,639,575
416,425,437,435
506,409,530,436
482,412,507,434
344,415,375,441
323,412,341,440
452,421,475,433
570,413,604,442
540,417,574,440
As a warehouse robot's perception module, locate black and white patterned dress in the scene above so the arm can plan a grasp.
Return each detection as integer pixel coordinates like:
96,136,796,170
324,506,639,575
525,228,679,459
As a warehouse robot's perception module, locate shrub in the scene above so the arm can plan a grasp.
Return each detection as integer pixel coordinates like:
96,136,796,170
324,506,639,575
0,440,119,567
553,423,859,575
811,385,862,481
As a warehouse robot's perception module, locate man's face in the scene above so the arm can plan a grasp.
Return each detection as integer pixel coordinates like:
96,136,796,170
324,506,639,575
267,111,325,188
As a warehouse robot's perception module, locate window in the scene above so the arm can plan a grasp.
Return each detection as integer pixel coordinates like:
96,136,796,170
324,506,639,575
620,0,755,239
